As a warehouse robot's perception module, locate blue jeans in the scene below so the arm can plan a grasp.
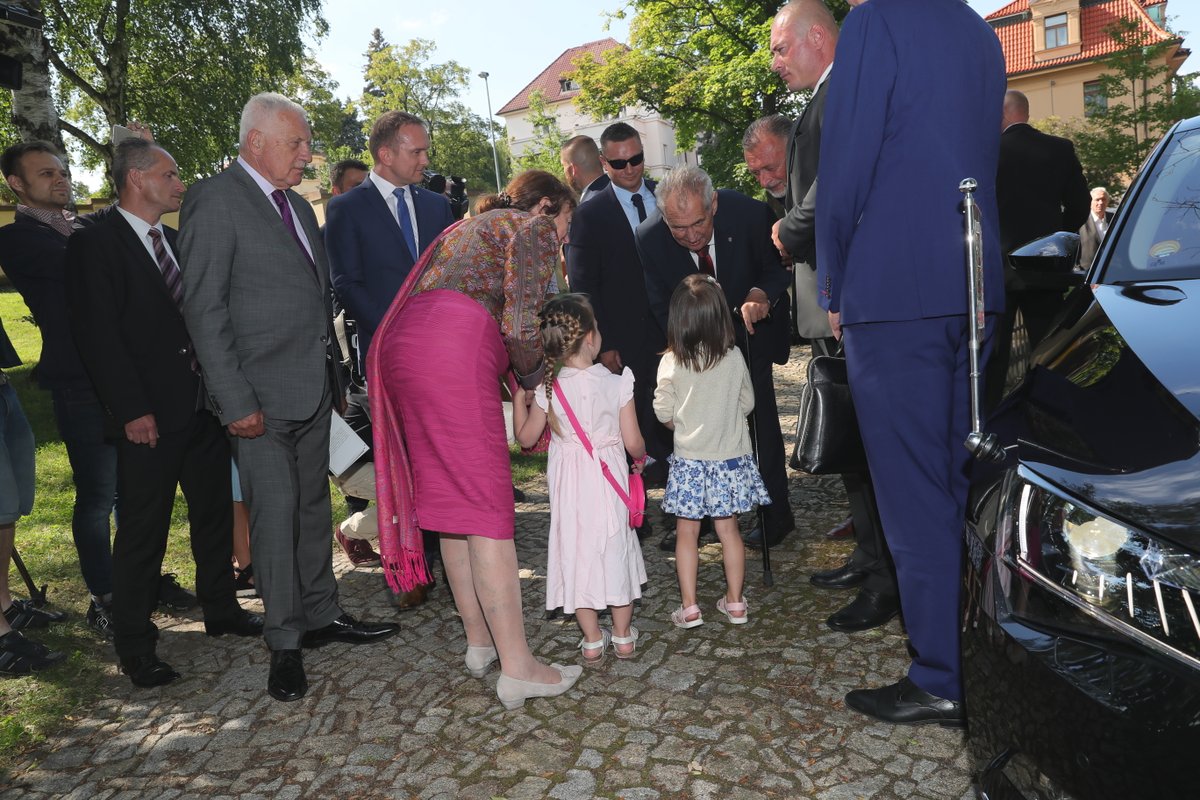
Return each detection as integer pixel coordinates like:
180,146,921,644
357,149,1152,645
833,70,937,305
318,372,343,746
51,387,117,598
0,382,35,524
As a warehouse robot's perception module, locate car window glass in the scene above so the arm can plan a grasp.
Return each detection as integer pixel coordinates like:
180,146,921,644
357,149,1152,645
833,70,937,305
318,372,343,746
1106,129,1200,283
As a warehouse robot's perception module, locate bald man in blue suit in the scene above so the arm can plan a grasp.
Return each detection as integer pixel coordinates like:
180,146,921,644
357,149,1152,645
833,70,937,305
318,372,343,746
815,0,1006,726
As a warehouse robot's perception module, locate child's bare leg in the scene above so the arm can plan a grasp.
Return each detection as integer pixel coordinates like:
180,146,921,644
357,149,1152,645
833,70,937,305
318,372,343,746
713,515,746,615
675,517,702,618
576,607,604,660
611,603,634,655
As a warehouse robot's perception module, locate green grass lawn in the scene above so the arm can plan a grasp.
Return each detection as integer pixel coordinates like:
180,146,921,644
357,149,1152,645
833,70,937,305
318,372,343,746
0,287,548,775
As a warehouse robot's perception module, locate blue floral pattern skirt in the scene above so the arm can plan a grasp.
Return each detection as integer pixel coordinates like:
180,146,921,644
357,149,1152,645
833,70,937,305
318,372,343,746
662,453,772,519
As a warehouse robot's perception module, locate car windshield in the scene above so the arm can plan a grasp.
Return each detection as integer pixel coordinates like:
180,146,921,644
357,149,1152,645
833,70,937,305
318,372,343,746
1103,127,1200,283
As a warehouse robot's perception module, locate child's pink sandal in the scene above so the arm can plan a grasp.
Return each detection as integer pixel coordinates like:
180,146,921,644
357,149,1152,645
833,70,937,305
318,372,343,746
671,604,704,629
611,626,639,659
717,597,749,625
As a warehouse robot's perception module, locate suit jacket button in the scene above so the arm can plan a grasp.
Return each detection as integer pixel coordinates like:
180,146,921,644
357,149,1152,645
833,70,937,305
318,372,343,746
178,347,188,355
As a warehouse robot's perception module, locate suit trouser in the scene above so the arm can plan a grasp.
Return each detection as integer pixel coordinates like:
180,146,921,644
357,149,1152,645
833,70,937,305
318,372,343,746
111,410,239,660
738,332,792,526
843,314,994,702
232,382,341,650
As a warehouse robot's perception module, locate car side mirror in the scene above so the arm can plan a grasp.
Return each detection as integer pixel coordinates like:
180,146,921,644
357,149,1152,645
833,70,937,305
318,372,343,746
1008,232,1081,272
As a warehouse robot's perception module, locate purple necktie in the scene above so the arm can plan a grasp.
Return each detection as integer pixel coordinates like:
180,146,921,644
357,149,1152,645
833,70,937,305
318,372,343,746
270,189,317,276
147,228,184,309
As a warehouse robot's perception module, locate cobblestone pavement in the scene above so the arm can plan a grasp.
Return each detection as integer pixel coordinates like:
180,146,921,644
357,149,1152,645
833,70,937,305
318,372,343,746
2,347,975,800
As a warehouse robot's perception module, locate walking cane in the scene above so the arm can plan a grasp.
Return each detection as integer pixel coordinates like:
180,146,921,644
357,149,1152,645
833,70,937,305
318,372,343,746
737,307,774,588
959,178,1003,462
11,546,50,608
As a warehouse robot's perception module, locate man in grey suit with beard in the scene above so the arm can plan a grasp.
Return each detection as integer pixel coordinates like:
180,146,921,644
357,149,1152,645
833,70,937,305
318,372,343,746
179,93,398,703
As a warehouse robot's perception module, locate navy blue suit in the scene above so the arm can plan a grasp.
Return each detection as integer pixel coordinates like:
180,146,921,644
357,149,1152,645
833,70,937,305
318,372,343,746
637,189,793,530
816,0,1006,701
325,177,454,357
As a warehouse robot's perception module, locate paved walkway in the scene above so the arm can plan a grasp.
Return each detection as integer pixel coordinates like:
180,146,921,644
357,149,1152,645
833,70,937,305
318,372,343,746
3,348,974,800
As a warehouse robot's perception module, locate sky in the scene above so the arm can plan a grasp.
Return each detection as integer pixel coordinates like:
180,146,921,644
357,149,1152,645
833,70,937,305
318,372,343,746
310,0,1198,125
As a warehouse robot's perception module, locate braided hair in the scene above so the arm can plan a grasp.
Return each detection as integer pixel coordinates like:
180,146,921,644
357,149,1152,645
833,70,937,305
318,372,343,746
537,293,597,436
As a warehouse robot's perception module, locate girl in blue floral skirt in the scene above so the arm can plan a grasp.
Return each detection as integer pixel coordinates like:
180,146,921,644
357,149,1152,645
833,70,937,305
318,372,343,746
653,274,771,629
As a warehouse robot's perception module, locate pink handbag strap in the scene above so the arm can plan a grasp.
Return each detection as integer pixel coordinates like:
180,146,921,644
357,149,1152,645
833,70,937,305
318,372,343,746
552,380,635,511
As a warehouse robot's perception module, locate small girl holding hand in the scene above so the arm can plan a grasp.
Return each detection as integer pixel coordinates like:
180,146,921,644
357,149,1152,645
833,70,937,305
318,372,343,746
513,294,648,664
654,274,770,628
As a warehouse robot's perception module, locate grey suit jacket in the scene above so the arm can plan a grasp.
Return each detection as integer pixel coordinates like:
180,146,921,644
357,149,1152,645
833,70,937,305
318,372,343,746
178,161,339,425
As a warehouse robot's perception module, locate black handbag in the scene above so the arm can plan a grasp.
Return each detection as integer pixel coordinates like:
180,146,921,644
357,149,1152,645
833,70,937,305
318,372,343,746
790,354,869,475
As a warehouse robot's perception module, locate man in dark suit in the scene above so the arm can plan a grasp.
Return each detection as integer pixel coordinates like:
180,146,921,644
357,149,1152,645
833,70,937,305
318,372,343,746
0,139,195,637
636,166,795,542
817,0,1006,726
559,135,610,204
987,89,1090,410
326,112,453,361
1078,186,1113,268
65,139,264,687
179,93,399,703
565,122,665,479
765,1,899,631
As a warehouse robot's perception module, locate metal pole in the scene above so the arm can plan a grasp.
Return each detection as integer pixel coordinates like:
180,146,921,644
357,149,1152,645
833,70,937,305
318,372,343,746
479,71,503,192
959,178,1002,462
736,305,773,587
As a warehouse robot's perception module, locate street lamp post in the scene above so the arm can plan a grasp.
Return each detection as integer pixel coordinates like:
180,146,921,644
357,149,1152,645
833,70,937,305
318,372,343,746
479,71,503,192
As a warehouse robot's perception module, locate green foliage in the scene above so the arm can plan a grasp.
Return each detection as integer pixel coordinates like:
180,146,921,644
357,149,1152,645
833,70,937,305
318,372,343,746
358,35,506,193
1053,18,1200,194
28,0,326,186
572,0,849,194
511,90,567,178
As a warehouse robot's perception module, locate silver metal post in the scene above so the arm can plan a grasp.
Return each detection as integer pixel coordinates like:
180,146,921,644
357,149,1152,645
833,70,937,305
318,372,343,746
479,71,502,192
959,178,1003,461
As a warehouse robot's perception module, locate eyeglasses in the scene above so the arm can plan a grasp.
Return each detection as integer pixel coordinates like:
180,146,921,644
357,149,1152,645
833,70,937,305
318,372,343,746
604,151,645,170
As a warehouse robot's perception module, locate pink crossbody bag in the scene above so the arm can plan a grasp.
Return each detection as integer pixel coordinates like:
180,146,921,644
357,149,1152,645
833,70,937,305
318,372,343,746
552,381,646,529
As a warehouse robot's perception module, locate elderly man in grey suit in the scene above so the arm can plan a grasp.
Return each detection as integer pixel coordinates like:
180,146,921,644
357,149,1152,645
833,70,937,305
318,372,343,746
179,93,399,703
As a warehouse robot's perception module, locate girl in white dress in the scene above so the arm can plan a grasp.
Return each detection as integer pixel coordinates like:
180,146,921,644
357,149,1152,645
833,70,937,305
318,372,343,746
513,294,648,664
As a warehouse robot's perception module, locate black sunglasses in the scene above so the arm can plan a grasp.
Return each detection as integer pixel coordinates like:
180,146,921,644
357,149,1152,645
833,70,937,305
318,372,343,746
604,151,645,170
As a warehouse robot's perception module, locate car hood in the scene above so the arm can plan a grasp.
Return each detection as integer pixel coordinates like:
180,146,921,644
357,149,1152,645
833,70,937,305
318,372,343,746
992,280,1200,549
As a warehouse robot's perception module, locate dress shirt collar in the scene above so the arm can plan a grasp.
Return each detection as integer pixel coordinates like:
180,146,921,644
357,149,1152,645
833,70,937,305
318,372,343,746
17,204,76,237
115,204,171,264
369,169,407,201
236,155,282,199
814,62,833,93
611,180,657,232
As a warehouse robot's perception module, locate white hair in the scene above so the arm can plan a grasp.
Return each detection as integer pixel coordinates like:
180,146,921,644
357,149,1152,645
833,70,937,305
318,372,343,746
656,165,715,211
239,92,307,148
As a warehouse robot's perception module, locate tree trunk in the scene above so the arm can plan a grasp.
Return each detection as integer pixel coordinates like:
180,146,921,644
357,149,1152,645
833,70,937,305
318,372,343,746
0,1,65,154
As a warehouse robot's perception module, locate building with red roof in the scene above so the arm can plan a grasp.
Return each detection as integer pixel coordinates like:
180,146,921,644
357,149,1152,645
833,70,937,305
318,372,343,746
497,38,696,176
986,0,1189,121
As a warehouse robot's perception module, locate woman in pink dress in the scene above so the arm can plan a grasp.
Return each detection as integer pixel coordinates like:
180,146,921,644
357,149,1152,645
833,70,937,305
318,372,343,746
369,171,582,710
512,294,648,665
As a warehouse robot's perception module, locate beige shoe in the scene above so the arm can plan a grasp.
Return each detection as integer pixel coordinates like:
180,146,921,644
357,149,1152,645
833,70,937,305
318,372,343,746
464,645,498,678
495,663,583,710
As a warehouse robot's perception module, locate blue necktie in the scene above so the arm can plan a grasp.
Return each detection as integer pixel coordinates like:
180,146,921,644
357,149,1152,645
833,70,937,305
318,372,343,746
393,187,418,262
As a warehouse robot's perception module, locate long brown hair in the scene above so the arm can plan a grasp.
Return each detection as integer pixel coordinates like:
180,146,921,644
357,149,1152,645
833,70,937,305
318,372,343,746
666,274,734,372
477,169,577,215
537,293,596,435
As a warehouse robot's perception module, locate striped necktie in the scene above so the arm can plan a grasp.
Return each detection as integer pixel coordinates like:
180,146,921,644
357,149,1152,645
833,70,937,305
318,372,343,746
147,228,183,309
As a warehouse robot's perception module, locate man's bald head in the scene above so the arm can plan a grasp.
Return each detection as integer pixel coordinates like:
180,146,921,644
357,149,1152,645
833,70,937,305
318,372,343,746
1002,89,1030,129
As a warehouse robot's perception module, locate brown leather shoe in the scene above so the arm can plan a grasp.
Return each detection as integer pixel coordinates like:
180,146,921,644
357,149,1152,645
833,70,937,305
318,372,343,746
395,581,433,612
824,517,855,539
335,528,380,566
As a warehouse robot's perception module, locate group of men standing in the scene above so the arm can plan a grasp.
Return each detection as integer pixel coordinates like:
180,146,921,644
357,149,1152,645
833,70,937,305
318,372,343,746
0,0,1102,724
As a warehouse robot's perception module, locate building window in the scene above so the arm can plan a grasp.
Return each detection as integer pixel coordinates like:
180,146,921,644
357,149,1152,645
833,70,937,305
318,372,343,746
1146,4,1165,26
1084,81,1107,117
558,78,579,93
1045,13,1068,49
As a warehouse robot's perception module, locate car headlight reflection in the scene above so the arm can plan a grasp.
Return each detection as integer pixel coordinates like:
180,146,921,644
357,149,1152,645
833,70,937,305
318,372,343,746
1011,472,1200,668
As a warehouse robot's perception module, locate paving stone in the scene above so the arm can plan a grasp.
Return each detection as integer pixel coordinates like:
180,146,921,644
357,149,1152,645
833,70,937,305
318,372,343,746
4,346,974,799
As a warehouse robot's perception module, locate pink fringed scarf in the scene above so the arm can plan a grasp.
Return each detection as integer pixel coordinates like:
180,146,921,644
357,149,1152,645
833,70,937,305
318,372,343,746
367,222,462,593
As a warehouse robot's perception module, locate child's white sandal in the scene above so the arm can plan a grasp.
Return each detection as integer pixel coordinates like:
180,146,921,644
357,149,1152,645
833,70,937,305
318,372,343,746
578,629,611,666
610,626,639,659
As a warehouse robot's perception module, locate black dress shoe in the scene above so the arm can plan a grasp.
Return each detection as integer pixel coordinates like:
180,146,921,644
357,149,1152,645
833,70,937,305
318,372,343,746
301,613,401,648
845,676,965,728
826,589,900,632
268,649,307,702
742,522,793,549
204,609,265,638
810,561,869,590
120,653,181,688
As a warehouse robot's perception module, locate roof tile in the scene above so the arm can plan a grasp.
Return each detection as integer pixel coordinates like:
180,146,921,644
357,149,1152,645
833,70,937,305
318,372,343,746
496,38,624,115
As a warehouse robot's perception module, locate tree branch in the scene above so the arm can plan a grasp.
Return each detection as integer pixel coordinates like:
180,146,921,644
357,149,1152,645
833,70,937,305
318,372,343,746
59,118,106,157
47,47,106,107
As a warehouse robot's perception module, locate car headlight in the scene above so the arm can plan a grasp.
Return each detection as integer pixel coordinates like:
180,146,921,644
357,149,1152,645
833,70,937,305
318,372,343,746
1009,468,1200,668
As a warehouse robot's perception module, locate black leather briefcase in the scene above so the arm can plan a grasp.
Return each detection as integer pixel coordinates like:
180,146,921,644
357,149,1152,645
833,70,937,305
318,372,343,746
790,354,869,475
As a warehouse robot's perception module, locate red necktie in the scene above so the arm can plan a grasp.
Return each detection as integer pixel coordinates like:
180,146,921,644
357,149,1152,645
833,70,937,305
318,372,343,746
693,244,715,277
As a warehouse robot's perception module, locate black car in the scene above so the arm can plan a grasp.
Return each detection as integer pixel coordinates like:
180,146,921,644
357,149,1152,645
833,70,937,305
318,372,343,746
963,114,1200,799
